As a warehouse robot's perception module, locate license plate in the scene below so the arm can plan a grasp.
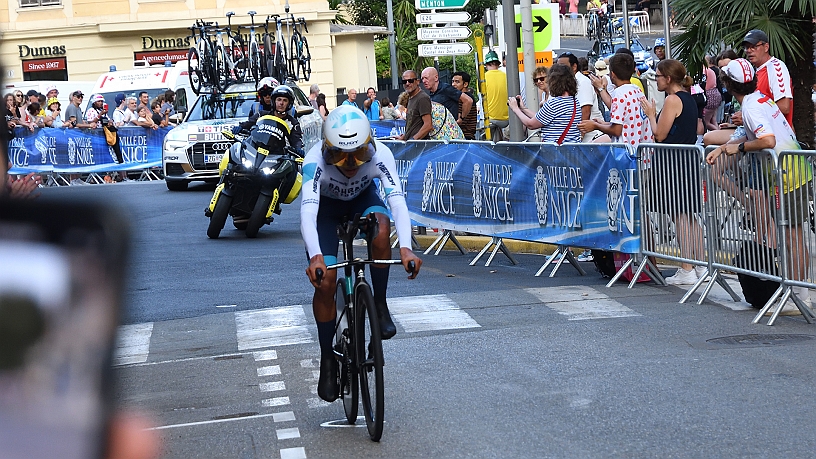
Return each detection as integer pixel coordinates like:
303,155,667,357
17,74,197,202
205,153,224,164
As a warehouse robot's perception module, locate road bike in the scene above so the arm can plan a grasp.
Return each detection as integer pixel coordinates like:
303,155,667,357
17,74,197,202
213,12,248,93
188,20,218,95
315,213,415,441
289,17,311,81
245,11,264,84
263,15,289,82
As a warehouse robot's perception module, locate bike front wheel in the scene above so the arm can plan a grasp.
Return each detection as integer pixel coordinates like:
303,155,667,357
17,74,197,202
335,280,358,424
187,47,203,95
355,282,384,441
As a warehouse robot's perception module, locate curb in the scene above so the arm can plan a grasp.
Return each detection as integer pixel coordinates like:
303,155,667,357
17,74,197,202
413,233,557,255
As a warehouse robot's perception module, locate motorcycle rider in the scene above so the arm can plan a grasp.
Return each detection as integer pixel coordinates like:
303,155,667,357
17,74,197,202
301,105,422,402
247,77,279,119
235,84,304,154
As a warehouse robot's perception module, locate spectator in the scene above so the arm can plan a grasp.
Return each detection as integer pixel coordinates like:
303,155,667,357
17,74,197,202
342,88,358,107
45,85,58,101
483,50,509,140
315,93,328,121
592,50,645,110
559,52,603,142
44,99,63,128
5,93,18,130
137,91,150,113
578,57,590,76
569,0,579,18
151,100,169,127
135,105,158,130
702,56,722,132
84,94,105,129
394,91,409,120
531,66,549,107
398,70,432,141
706,58,812,311
24,90,40,115
743,29,793,127
64,91,86,128
161,90,176,119
11,91,24,119
635,0,650,12
421,66,472,126
112,93,130,127
25,102,42,128
363,87,383,121
125,97,139,126
640,59,705,285
309,83,320,110
579,52,653,146
451,71,478,139
650,38,666,70
381,97,399,120
508,63,581,144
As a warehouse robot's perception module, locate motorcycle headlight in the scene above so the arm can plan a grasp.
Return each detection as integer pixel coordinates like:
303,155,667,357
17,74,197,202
242,158,254,168
262,166,276,175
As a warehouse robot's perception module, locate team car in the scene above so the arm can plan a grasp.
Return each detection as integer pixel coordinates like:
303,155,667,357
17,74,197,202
587,36,653,74
162,82,322,191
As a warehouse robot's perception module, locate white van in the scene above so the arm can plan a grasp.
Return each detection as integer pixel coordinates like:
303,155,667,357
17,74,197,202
3,80,95,111
90,61,193,118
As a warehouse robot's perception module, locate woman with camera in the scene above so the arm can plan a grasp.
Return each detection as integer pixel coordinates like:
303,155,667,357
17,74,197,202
507,63,581,144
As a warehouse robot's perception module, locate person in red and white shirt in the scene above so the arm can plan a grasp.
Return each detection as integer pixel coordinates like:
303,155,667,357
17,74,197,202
741,29,793,127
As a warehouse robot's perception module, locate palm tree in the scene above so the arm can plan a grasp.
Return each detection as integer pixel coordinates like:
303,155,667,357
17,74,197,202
671,0,816,146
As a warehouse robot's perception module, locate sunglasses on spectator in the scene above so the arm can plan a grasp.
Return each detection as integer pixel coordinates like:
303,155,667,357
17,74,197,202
401,78,416,84
533,77,547,83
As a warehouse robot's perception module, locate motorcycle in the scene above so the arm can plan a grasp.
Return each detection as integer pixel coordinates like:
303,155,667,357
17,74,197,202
205,115,303,239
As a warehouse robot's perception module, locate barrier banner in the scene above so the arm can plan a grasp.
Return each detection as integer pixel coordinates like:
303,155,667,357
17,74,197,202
8,126,170,174
370,120,405,140
384,140,642,253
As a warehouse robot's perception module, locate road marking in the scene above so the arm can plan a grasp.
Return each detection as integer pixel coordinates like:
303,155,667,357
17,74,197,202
307,398,331,408
253,350,278,361
309,384,318,394
321,417,366,428
148,412,278,430
276,427,301,440
216,304,237,308
300,359,315,368
526,286,642,320
116,352,245,368
257,365,281,377
262,397,290,407
260,381,286,392
273,411,296,422
113,323,153,366
389,294,480,332
235,305,312,350
280,447,307,459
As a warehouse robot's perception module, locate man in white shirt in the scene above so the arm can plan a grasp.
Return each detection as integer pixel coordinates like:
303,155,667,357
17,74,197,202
558,52,603,142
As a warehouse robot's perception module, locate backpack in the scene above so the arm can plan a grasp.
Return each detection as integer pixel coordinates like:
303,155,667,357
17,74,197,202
429,102,465,141
732,241,780,308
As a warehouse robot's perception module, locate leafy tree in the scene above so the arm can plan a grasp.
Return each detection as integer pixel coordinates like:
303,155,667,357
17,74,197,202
671,0,816,146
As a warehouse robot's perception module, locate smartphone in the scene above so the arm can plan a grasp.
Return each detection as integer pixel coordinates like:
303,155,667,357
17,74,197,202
0,198,130,459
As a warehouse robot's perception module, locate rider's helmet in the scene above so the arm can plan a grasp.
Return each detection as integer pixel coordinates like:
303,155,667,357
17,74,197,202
484,50,500,65
322,105,375,170
270,85,295,112
654,37,665,49
257,77,279,98
250,115,290,153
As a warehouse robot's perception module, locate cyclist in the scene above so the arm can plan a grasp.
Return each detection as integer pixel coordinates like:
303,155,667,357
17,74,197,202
301,105,422,402
235,84,303,153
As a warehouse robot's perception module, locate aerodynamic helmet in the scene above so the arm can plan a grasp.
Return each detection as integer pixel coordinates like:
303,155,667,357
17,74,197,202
322,105,375,169
654,37,665,49
257,77,279,98
270,85,295,112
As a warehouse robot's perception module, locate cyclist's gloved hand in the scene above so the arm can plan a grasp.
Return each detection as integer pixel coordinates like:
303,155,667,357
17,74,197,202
231,125,242,134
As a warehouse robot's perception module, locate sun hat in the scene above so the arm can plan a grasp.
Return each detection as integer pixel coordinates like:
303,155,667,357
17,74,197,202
46,97,60,109
594,59,609,78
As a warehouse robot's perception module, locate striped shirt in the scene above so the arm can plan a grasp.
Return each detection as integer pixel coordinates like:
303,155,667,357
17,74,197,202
534,95,581,144
458,90,478,139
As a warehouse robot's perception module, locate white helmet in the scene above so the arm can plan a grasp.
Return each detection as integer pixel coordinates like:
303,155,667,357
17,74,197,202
322,105,374,168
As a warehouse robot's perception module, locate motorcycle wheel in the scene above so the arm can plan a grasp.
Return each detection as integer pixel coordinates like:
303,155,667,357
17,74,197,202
246,193,272,238
207,193,232,239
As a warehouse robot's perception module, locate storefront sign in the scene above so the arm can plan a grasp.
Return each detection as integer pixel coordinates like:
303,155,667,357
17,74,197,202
18,44,67,58
141,36,191,50
22,57,66,72
134,50,189,64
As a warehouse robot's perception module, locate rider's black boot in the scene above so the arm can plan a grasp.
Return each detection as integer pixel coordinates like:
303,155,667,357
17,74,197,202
317,353,339,402
375,300,396,340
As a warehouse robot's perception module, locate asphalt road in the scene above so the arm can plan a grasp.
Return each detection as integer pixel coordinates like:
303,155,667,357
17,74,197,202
37,181,816,458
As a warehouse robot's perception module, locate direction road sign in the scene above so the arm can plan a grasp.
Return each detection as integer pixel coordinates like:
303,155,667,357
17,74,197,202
416,11,472,24
514,4,560,52
418,43,473,57
417,26,472,40
415,0,469,10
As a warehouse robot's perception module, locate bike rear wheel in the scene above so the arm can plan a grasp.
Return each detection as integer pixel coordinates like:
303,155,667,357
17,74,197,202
335,280,358,424
355,282,384,441
187,47,203,95
263,34,275,79
249,42,261,84
274,39,288,82
214,47,229,93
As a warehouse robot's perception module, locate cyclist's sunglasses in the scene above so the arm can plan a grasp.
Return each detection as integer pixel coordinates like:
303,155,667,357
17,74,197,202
322,140,376,168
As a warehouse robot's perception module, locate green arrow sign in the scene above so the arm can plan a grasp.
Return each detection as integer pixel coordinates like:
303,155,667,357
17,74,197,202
514,4,559,52
415,0,469,10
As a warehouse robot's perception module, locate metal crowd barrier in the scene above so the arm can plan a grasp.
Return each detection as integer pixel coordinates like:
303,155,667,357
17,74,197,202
638,144,816,325
559,14,587,37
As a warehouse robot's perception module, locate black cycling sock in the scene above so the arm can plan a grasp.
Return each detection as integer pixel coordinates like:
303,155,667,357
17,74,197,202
369,265,390,305
316,319,336,357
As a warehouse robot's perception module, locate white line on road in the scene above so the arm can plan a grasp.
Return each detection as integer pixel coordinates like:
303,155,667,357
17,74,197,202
253,350,278,361
273,411,296,422
526,286,642,320
235,305,313,350
262,397,291,407
276,427,301,440
113,323,153,366
257,365,281,377
389,294,480,332
280,447,307,459
148,412,278,430
260,381,286,392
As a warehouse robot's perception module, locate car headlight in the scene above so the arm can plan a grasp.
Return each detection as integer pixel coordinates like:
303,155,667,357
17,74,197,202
164,139,188,153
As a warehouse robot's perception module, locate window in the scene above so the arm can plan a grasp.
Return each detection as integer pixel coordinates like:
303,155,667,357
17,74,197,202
20,0,61,7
